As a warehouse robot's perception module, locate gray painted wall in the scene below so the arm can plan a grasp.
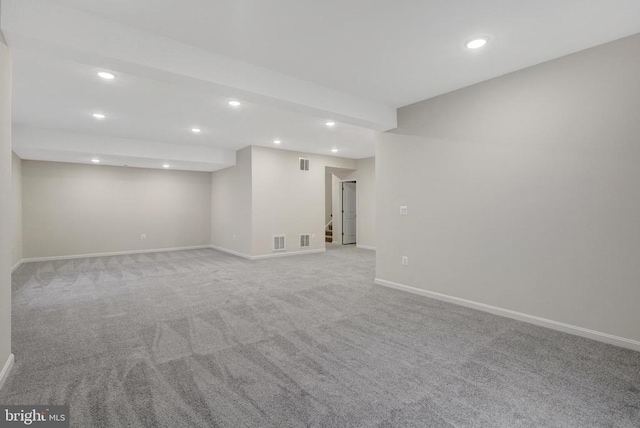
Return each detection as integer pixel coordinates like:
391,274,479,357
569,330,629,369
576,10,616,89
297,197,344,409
11,152,21,268
345,157,375,249
325,172,332,225
22,161,212,258
251,146,356,256
0,40,12,372
210,146,370,257
210,147,253,256
377,34,640,342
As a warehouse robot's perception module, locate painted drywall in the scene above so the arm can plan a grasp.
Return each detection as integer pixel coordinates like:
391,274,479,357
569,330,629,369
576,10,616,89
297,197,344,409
377,34,640,343
0,41,12,376
210,147,252,256
345,157,375,249
22,161,211,258
11,152,22,268
251,146,356,256
331,174,342,244
325,173,332,225
326,158,376,248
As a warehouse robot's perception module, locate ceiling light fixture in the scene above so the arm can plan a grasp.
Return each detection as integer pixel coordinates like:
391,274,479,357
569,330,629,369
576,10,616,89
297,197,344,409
326,121,336,127
91,158,100,163
92,113,106,119
331,148,338,153
191,128,201,133
273,139,282,145
228,100,241,107
97,71,116,80
162,164,170,168
466,37,488,49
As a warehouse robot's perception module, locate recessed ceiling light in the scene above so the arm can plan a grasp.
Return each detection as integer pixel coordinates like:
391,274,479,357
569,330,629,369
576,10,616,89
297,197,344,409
92,113,106,119
97,71,116,80
162,164,170,168
331,148,338,153
466,37,488,49
91,158,100,163
326,121,336,127
273,139,282,145
228,100,241,107
191,128,201,133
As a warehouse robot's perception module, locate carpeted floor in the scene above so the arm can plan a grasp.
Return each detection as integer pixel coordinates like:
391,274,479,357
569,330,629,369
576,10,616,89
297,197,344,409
1,245,639,427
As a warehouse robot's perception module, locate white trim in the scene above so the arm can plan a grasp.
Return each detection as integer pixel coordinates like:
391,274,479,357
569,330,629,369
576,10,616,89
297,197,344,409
356,245,376,251
253,248,325,260
0,353,14,392
21,245,211,263
375,278,640,352
210,246,326,260
209,245,254,260
11,259,23,273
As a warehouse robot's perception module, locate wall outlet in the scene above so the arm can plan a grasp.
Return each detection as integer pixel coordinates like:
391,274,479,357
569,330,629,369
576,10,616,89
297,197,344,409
311,233,316,239
141,234,147,240
402,256,409,266
400,206,408,215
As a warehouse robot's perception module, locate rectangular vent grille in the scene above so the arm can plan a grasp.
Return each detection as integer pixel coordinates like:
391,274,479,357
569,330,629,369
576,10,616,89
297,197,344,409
299,158,310,171
300,234,310,248
273,235,286,251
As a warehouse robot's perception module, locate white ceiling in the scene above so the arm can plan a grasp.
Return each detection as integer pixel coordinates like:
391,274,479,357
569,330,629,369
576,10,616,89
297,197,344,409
2,0,640,171
12,51,377,159
52,0,640,107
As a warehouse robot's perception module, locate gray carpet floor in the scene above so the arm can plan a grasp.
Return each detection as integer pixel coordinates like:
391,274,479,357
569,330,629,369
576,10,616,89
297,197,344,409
1,245,639,427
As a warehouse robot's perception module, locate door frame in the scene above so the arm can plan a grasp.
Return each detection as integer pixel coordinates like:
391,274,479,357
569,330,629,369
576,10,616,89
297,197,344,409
341,180,357,245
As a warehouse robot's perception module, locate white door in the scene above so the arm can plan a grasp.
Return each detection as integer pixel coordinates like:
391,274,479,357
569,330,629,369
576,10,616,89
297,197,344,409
342,182,356,244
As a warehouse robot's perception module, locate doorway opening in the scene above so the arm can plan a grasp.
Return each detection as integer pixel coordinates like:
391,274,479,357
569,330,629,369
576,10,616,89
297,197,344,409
342,181,356,245
325,167,356,249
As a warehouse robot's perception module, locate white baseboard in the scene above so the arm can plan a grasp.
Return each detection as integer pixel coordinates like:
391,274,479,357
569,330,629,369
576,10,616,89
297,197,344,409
210,245,326,260
375,278,640,352
11,259,23,273
209,245,254,260
356,245,376,251
21,245,211,264
252,248,326,260
0,353,14,392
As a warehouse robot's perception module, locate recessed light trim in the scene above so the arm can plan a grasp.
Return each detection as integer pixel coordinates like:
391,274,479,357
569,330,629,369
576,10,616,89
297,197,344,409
326,121,336,127
162,164,171,168
466,37,489,49
97,71,116,80
228,100,241,107
91,158,100,163
273,139,282,145
92,113,106,119
331,148,338,153
191,128,202,134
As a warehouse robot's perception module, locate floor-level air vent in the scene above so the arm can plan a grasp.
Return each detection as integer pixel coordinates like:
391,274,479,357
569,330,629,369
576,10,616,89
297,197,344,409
300,234,310,248
273,235,286,251
299,158,310,171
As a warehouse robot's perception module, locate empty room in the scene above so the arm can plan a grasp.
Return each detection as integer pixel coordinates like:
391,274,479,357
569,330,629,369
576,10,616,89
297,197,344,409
0,1,639,427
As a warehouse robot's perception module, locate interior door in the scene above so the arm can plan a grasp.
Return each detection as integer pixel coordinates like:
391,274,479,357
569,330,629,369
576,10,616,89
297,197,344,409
342,182,356,244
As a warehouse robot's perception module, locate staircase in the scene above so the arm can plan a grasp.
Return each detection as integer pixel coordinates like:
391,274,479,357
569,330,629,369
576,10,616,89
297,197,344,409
325,219,333,243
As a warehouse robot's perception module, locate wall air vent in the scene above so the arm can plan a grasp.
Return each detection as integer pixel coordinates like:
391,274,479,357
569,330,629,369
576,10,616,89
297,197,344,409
300,234,310,248
273,235,286,251
299,158,310,171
